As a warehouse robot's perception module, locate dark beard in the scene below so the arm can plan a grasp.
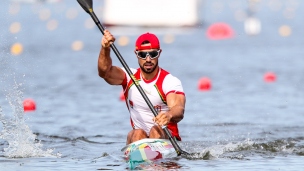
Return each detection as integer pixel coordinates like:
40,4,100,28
139,61,158,74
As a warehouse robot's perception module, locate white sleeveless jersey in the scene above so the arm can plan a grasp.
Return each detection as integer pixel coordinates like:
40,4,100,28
121,68,184,139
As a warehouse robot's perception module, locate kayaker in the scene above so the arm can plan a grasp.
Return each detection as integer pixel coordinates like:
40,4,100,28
98,30,186,144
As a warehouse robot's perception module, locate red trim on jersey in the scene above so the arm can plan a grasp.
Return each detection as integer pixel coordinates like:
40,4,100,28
121,73,127,88
130,117,135,129
122,69,141,104
134,68,141,80
165,91,185,97
124,81,133,102
154,68,169,104
119,73,128,105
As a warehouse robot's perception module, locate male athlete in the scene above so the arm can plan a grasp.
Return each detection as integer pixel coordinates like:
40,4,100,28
98,30,186,144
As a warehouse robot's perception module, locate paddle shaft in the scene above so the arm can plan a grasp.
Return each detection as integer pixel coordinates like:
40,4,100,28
87,11,185,156
76,0,188,156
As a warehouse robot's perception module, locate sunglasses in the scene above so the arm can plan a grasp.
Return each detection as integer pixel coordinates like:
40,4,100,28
135,50,160,59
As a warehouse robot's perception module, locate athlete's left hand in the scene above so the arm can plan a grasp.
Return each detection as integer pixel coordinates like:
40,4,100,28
153,112,172,127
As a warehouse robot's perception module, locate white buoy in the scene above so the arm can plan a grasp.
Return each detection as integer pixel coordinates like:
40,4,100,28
9,22,22,34
244,17,261,36
71,41,84,51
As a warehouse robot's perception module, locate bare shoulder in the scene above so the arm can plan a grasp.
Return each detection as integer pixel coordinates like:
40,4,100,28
103,66,126,85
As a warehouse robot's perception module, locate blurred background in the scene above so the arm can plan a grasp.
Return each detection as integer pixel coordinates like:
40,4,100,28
1,0,304,170
1,0,303,112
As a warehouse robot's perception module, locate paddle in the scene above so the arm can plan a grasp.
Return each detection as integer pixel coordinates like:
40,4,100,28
77,0,189,157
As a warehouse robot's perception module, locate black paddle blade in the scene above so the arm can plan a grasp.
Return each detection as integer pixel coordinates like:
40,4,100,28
77,0,93,13
176,149,189,157
181,150,191,157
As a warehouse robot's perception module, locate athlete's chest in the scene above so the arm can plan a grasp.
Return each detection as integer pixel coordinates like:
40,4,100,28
128,81,162,103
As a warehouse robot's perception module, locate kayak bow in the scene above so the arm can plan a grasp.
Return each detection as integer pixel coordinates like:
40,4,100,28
122,138,178,169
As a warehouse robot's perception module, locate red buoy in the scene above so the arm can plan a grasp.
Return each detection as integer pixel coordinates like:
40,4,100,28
198,77,212,91
23,98,36,112
264,72,276,82
206,22,234,40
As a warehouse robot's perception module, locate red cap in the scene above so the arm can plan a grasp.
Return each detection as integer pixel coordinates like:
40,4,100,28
135,32,160,50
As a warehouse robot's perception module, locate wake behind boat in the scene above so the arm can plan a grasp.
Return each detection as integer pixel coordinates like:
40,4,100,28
122,138,178,169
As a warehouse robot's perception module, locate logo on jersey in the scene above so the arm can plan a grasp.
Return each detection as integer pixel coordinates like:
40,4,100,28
154,105,162,112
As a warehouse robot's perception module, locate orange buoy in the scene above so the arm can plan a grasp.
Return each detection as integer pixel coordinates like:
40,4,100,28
11,43,23,55
198,77,212,91
206,22,234,40
264,72,276,82
23,98,36,112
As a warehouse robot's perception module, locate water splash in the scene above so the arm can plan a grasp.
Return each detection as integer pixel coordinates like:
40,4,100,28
184,139,255,160
183,137,304,160
0,82,59,158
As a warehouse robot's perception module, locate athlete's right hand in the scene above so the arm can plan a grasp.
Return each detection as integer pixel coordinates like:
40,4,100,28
102,30,115,48
153,112,172,127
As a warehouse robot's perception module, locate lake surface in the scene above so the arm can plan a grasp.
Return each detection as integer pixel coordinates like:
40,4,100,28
1,0,304,170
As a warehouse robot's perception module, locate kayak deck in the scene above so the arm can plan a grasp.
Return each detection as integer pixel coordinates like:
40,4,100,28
121,138,177,169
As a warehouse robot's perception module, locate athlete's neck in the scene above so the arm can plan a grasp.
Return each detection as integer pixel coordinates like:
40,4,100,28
141,66,160,81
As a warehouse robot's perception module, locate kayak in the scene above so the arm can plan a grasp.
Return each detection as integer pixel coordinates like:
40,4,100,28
121,138,177,169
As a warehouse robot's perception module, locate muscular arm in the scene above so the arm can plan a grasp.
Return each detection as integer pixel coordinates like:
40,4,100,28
98,30,125,85
165,93,186,123
154,93,186,126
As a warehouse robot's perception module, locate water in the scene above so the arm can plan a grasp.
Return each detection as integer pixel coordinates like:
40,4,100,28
1,0,304,170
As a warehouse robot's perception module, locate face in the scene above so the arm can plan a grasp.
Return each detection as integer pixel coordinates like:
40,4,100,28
135,49,162,74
